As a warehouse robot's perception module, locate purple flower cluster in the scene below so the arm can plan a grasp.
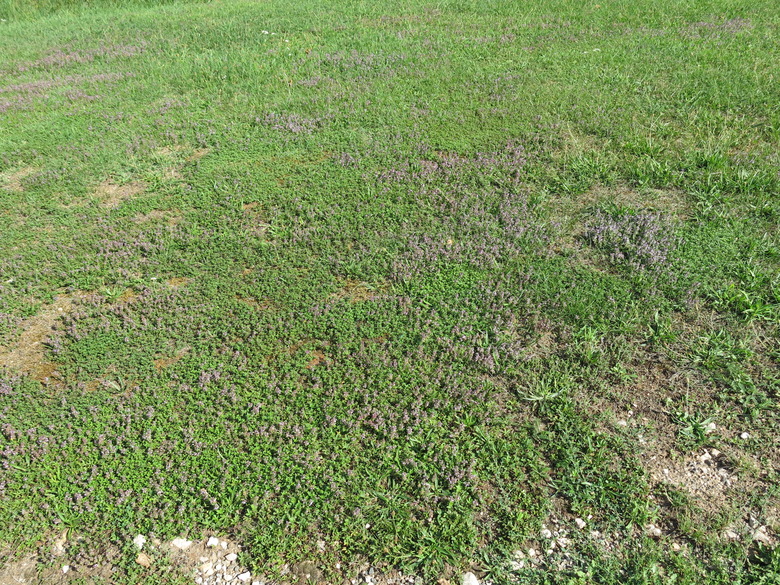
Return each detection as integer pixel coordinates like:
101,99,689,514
257,112,325,135
583,209,681,274
680,18,752,39
11,43,146,73
376,140,528,189
0,72,132,113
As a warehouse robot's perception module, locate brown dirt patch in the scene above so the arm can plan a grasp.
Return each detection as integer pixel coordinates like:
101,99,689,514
93,180,145,209
0,294,83,384
1,166,36,192
644,448,736,516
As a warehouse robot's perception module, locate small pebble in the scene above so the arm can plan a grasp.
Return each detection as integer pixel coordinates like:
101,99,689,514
62,565,70,574
575,518,586,529
237,572,252,582
207,536,221,547
672,543,681,551
221,541,228,549
133,534,146,550
462,572,480,585
171,538,193,550
646,524,662,538
226,553,238,562
740,432,751,440
540,528,552,539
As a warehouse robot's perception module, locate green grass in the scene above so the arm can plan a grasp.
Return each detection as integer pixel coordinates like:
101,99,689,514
0,0,779,583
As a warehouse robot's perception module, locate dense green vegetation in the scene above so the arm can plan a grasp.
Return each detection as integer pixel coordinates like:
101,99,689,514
0,0,778,582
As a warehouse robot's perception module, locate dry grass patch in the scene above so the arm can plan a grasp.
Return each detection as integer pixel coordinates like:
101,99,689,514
0,166,37,192
94,180,145,209
331,279,389,303
166,277,190,288
131,209,182,226
153,346,190,372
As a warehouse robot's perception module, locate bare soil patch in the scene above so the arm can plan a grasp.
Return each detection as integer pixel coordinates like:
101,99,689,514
0,294,84,384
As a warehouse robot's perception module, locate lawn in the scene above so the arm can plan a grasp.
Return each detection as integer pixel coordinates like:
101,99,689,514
0,0,779,583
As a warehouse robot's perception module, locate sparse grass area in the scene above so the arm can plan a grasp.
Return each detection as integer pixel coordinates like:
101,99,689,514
0,0,779,583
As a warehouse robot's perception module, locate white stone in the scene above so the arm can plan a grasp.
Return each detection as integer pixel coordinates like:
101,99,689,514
575,518,586,529
200,562,214,573
226,553,238,562
540,528,552,539
646,524,662,538
527,548,536,557
62,565,70,574
724,530,740,540
752,527,771,544
171,538,193,550
740,432,751,440
224,575,234,582
672,543,681,551
237,572,252,582
207,537,221,547
462,572,479,585
133,534,147,550
617,419,627,427
221,541,228,549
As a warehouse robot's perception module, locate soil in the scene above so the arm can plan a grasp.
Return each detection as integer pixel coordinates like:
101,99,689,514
0,294,83,384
